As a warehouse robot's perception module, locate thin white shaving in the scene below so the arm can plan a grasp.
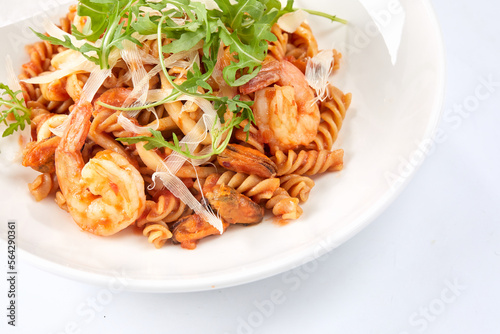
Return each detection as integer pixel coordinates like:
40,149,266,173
136,49,161,65
189,143,215,167
139,6,162,16
22,50,97,84
119,54,164,121
146,107,161,126
72,14,87,34
146,87,173,103
108,48,124,68
116,71,133,87
23,20,121,85
51,49,90,70
132,32,162,44
181,100,195,115
43,18,88,49
117,114,153,135
43,17,121,70
50,116,70,138
169,60,193,69
152,97,224,233
120,41,202,108
163,40,203,68
142,1,214,22
154,49,199,71
179,96,219,130
139,34,161,42
178,95,221,159
277,9,307,33
139,42,202,104
121,41,150,108
21,48,120,86
186,52,200,73
154,170,223,232
170,17,186,26
131,65,163,111
22,67,84,85
80,69,111,103
163,113,213,172
135,10,186,25
138,48,161,64
305,49,335,102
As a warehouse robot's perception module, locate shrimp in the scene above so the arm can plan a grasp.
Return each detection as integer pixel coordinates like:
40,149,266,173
240,60,320,152
55,101,146,236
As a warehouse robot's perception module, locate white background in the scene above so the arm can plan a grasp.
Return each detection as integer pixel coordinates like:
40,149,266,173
1,0,500,333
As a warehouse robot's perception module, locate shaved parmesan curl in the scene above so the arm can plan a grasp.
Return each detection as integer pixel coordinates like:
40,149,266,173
277,9,307,33
305,50,335,102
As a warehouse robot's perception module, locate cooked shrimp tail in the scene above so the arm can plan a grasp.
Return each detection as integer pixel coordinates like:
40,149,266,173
240,60,321,153
55,101,146,236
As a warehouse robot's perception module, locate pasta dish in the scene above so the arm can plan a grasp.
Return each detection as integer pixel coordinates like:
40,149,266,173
0,0,351,250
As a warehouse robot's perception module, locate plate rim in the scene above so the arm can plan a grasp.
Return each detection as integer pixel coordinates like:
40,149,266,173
3,0,446,292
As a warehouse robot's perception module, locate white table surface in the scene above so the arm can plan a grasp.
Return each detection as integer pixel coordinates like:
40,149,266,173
1,0,500,333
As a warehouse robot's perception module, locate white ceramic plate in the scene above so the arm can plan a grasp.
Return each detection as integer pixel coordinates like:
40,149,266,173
0,0,445,292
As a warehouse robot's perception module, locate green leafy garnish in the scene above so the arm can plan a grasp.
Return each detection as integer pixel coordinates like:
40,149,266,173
0,84,31,137
32,0,343,85
28,0,346,159
211,0,294,86
33,0,141,69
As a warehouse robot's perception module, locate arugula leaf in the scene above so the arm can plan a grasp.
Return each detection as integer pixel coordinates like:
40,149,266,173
33,0,140,69
209,0,294,86
131,12,160,35
162,29,206,54
0,84,31,137
28,0,346,160
218,24,263,86
73,0,110,42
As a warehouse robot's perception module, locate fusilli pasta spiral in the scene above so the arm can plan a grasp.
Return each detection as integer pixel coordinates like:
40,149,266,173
266,187,303,220
308,85,352,150
273,149,344,176
279,174,315,203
